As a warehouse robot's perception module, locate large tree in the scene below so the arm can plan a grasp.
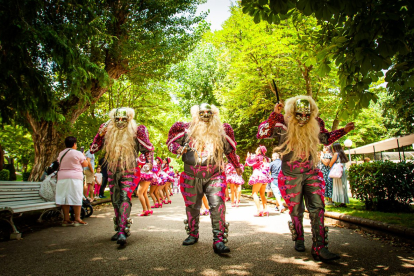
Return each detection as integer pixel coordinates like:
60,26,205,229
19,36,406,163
240,0,413,115
0,0,207,180
207,6,346,155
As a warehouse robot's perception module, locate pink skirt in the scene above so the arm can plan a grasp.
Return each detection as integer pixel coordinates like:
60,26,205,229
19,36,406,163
248,169,272,185
226,174,244,185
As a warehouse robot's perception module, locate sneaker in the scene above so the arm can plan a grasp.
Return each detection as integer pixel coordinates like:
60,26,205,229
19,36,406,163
99,195,107,199
275,206,279,212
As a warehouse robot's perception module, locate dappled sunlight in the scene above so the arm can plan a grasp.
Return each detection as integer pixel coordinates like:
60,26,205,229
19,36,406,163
0,199,413,275
398,255,414,268
268,254,331,274
44,248,69,254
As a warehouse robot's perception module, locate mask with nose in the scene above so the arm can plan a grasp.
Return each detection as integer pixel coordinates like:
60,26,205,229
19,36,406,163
295,99,311,127
114,108,129,130
199,103,213,123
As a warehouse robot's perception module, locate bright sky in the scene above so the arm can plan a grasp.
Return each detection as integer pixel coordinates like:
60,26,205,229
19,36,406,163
197,0,236,31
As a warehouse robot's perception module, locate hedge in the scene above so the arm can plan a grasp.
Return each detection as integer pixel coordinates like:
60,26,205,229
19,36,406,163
0,169,10,181
22,171,31,181
348,161,414,212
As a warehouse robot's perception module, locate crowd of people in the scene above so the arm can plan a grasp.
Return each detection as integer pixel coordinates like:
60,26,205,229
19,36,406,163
49,95,355,262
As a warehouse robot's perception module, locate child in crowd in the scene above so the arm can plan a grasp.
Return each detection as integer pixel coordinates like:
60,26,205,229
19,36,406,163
173,173,180,194
94,166,103,200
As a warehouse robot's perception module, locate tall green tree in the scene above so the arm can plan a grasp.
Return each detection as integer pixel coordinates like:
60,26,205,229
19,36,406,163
206,6,346,155
0,0,207,180
241,0,413,113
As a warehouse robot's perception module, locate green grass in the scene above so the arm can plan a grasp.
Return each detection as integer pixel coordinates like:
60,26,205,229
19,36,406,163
15,172,23,181
241,189,414,229
325,198,414,229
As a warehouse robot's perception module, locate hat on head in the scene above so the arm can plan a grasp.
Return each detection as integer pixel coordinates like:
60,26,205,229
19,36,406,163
259,145,267,155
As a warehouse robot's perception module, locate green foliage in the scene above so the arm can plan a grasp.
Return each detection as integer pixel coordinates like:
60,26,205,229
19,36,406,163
348,161,414,212
205,6,350,155
22,171,31,182
0,0,208,123
0,169,10,181
168,42,225,113
0,125,35,170
73,77,187,171
241,0,414,109
0,0,208,180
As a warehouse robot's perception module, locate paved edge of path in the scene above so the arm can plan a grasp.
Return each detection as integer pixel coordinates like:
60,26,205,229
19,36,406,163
241,194,414,241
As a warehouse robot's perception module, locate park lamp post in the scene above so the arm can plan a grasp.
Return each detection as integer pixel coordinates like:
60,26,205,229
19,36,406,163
344,139,352,163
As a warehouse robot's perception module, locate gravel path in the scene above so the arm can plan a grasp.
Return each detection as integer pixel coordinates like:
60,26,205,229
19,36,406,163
0,195,413,275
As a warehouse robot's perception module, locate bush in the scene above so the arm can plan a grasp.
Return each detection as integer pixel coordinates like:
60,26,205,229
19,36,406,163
348,161,414,212
22,171,31,181
242,166,253,190
4,164,16,181
0,169,10,181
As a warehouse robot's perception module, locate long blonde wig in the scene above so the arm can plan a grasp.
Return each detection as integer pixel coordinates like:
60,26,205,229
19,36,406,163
103,107,138,172
187,104,225,169
277,95,320,162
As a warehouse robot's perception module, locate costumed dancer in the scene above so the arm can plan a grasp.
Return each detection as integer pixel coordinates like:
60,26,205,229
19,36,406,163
159,157,173,204
225,155,244,207
168,165,174,196
90,107,154,245
137,154,153,216
166,103,242,254
245,146,272,216
149,157,163,208
256,95,355,261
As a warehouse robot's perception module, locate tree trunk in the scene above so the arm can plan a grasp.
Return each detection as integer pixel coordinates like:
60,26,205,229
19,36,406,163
296,60,313,97
27,67,123,181
331,111,340,131
27,118,64,181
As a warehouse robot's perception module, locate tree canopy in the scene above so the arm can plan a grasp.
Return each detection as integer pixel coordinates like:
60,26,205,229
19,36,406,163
241,0,414,121
0,0,207,180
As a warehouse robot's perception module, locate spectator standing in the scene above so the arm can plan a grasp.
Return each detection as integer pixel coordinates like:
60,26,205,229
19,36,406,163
83,144,95,202
98,157,108,198
269,152,285,213
56,136,89,226
320,146,333,205
330,143,350,207
94,166,103,200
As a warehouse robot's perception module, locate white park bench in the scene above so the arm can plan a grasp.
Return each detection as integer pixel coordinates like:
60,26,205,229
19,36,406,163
0,181,58,239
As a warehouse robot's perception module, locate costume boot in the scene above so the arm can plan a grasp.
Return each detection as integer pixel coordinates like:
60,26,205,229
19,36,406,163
117,201,132,245
210,202,230,254
288,215,305,252
310,210,340,262
183,207,200,245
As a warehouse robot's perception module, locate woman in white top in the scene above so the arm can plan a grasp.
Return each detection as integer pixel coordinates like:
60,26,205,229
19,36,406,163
56,136,89,226
329,143,350,207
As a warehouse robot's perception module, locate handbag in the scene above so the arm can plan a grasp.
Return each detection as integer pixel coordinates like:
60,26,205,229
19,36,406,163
328,163,343,179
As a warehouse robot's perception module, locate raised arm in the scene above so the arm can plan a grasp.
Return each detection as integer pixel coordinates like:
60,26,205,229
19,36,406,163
166,122,189,155
223,123,241,170
136,125,154,165
90,122,109,154
317,118,355,145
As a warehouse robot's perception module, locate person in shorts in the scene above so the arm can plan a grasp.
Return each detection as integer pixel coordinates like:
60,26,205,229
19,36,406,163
83,143,95,201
